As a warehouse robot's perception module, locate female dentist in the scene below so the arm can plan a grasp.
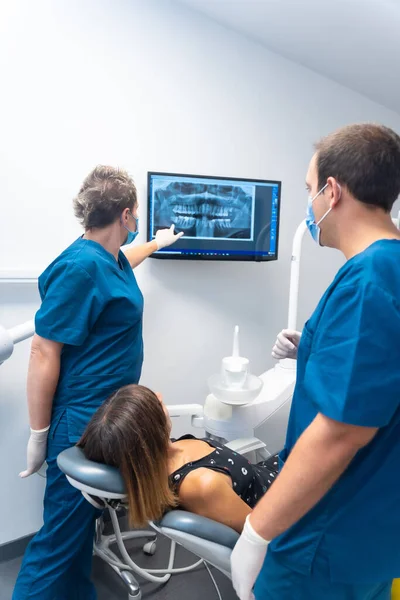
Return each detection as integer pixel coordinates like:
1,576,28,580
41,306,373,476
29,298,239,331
13,165,182,600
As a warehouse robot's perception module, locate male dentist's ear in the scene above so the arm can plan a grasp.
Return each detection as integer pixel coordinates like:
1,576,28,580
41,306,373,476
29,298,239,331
327,177,342,209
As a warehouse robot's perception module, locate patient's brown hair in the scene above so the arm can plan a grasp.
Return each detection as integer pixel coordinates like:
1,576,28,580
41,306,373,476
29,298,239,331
78,385,176,527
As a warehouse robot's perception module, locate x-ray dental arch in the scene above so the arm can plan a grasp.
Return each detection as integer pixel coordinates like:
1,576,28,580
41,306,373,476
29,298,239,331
152,181,254,239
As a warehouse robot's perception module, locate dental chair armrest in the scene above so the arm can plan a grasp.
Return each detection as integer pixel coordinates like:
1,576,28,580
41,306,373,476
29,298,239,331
225,437,267,455
155,510,240,550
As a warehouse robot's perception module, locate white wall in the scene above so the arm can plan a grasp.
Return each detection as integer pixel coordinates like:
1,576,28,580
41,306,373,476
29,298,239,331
1,0,400,545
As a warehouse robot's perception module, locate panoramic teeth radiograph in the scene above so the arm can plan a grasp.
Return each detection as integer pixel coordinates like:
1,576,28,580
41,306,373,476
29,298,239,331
153,182,253,239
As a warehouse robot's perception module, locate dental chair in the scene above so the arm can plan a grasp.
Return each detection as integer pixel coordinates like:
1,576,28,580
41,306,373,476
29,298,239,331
57,437,266,600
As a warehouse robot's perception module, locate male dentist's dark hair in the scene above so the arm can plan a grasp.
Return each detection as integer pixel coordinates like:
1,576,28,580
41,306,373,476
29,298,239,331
315,123,400,212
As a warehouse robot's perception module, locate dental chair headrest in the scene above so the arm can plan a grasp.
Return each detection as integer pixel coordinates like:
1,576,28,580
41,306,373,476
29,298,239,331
57,446,126,496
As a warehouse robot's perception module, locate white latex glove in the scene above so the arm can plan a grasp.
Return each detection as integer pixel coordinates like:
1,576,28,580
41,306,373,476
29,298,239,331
231,515,269,600
19,426,50,478
155,224,184,250
271,329,301,360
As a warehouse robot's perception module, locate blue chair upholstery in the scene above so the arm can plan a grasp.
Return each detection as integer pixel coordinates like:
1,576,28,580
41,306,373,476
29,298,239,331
157,511,239,549
57,446,125,495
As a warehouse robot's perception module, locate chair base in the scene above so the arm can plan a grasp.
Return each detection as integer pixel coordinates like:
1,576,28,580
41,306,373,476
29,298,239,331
93,505,203,599
94,515,155,599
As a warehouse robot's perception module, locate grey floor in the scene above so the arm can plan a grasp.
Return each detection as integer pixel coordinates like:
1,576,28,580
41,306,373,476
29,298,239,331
0,530,237,600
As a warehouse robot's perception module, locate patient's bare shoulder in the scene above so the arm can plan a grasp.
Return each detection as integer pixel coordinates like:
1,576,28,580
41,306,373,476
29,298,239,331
177,467,251,532
178,467,232,505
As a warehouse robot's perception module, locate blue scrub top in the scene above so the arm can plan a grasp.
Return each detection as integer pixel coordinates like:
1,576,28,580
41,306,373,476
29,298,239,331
267,239,400,584
35,237,144,442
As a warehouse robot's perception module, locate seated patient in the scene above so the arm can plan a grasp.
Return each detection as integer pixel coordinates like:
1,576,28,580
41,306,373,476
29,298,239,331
78,384,279,533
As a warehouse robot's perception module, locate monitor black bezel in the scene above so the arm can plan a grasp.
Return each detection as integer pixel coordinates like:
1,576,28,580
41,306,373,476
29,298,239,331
147,171,281,262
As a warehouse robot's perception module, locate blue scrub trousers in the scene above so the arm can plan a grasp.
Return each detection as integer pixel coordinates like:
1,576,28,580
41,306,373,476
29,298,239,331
254,550,392,600
13,414,101,600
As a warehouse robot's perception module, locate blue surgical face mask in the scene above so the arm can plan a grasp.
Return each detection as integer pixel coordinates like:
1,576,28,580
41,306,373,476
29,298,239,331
122,212,139,245
306,183,330,245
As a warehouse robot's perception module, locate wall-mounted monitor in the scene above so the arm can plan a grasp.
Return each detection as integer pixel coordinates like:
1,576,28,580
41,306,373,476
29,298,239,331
147,172,281,261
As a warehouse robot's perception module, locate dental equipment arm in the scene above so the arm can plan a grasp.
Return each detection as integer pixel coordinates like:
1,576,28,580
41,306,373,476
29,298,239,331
270,221,307,363
287,220,308,332
0,319,35,365
20,334,63,478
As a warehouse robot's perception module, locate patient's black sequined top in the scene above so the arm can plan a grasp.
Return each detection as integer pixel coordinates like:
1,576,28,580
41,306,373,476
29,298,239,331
169,435,279,508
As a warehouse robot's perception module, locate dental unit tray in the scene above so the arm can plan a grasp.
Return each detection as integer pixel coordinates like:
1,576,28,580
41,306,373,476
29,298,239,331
208,372,263,406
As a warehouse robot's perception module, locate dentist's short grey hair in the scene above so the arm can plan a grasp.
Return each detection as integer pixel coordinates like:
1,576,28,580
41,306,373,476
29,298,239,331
73,165,137,229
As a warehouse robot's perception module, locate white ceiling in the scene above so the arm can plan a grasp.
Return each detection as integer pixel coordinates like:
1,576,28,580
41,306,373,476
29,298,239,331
177,0,400,114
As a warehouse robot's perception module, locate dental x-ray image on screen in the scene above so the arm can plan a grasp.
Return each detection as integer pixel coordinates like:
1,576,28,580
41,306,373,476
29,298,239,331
152,180,254,240
148,172,281,262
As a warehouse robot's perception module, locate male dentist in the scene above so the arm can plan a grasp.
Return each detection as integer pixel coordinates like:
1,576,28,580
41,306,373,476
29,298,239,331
231,123,400,600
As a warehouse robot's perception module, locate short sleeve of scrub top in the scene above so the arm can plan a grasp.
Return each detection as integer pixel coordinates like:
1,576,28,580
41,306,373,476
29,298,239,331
304,282,400,428
35,261,105,346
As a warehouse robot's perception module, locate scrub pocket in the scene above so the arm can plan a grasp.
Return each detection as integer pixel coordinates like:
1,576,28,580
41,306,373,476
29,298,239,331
48,409,66,440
